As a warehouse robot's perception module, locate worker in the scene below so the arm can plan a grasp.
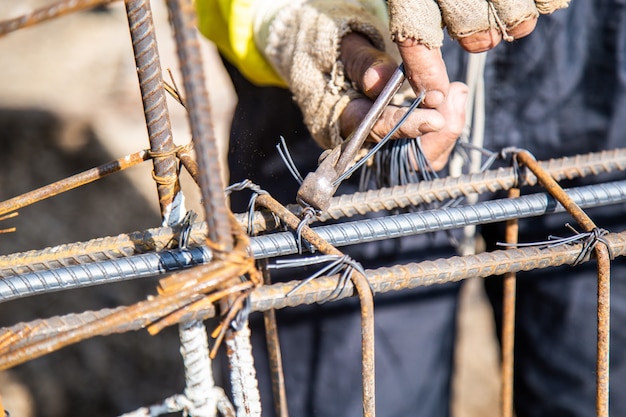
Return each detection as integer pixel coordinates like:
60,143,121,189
196,0,626,416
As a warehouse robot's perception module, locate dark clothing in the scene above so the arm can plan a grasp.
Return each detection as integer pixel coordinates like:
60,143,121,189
448,1,626,415
222,0,626,415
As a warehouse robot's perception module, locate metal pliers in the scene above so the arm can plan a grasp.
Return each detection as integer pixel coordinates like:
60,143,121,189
296,64,407,212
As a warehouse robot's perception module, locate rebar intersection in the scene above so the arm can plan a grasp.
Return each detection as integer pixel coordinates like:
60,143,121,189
0,2,625,417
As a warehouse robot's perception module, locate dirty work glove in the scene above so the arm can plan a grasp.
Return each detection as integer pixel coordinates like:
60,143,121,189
256,0,390,149
389,0,570,49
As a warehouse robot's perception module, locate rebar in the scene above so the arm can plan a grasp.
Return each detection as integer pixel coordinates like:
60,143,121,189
0,0,117,36
516,151,611,417
0,246,211,303
179,321,219,417
501,188,519,417
0,150,150,218
125,0,182,226
323,148,626,222
165,0,231,248
259,260,289,417
1,150,624,277
255,193,376,417
248,180,626,259
3,230,626,372
226,323,262,417
3,180,626,302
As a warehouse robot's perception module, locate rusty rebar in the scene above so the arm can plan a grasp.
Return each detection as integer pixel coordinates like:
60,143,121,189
501,188,519,417
0,150,623,277
125,0,182,226
255,193,376,417
165,0,231,248
0,149,149,218
516,150,611,417
259,260,289,417
3,230,626,372
3,179,626,285
0,0,117,36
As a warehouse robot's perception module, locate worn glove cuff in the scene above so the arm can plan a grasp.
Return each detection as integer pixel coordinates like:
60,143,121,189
389,0,571,47
260,0,387,149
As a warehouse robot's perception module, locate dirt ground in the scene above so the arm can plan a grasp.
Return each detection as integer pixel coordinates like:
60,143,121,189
0,1,500,416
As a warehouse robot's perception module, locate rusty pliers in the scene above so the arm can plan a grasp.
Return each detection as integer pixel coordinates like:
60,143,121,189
296,64,407,212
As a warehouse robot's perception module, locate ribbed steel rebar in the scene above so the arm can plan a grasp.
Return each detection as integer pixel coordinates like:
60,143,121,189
0,0,117,36
2,180,625,302
0,223,207,277
0,246,211,303
165,0,231,248
3,230,626,372
125,0,182,225
321,148,626,221
1,150,623,277
249,180,626,259
516,151,611,417
0,150,150,218
179,321,219,417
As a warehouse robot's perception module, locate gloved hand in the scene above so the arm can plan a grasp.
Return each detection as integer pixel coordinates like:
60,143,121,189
256,0,466,156
388,0,571,107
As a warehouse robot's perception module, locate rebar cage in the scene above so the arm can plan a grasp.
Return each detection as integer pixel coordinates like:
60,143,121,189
0,1,625,417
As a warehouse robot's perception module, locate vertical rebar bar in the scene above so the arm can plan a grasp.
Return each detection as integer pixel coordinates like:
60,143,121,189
165,3,259,417
260,260,289,417
164,0,231,247
501,188,519,417
125,0,183,226
179,321,219,417
516,151,611,417
226,323,263,417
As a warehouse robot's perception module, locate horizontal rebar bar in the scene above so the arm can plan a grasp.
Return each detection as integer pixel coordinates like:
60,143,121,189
0,150,150,218
3,230,626,370
0,247,211,303
0,0,118,36
319,148,626,222
1,149,624,276
1,180,625,303
249,180,626,258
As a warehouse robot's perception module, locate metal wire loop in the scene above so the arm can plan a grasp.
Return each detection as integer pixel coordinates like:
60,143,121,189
225,180,270,235
295,207,317,254
272,254,368,301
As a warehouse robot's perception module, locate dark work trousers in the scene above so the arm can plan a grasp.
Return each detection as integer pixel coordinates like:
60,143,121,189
469,0,626,415
221,58,462,417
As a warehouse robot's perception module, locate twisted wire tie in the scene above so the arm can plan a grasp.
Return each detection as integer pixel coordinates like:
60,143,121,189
148,145,185,186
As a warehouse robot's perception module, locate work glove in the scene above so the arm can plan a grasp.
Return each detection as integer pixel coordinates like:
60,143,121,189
389,0,571,49
256,0,391,149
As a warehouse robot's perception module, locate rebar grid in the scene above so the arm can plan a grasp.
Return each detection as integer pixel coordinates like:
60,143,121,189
1,150,624,278
0,2,624,417
2,180,625,303
3,229,626,367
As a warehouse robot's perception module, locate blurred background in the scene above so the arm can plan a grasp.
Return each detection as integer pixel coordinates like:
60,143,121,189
0,1,499,416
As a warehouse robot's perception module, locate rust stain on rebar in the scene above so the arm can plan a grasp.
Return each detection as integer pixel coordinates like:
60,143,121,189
0,0,118,36
517,150,611,417
501,187,519,417
0,150,149,218
125,0,180,222
165,0,232,249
